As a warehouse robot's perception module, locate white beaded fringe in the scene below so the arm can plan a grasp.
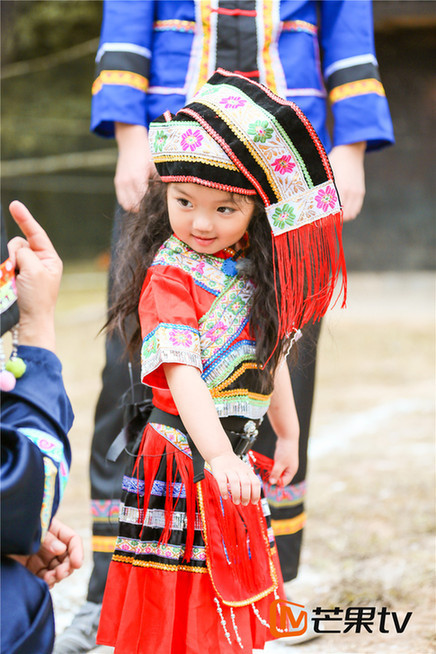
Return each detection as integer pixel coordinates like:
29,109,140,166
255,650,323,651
214,597,232,645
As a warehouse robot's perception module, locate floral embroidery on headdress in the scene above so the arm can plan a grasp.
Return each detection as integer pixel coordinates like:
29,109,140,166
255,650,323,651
271,155,296,175
181,128,204,152
271,204,296,230
314,185,338,212
219,96,246,110
154,130,168,153
149,69,346,342
247,120,274,143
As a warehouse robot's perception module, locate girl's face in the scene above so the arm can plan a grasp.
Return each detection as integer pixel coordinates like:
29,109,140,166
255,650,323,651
167,183,255,254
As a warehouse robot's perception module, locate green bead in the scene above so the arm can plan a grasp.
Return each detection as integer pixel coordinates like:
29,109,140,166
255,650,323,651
6,357,27,378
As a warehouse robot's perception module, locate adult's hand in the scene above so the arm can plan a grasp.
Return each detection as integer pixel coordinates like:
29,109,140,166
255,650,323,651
329,141,366,221
10,518,83,589
7,201,63,352
114,123,156,212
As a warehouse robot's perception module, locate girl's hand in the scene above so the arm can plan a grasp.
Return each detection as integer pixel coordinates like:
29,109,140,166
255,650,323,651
209,452,261,506
269,438,299,487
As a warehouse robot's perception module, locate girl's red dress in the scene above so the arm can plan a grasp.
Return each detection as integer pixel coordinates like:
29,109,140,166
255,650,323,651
97,235,286,653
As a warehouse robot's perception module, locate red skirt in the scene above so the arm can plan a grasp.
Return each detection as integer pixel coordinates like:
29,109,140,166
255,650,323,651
97,423,285,653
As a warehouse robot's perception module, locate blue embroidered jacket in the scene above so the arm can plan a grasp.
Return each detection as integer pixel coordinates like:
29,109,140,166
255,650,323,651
1,346,73,654
91,0,394,151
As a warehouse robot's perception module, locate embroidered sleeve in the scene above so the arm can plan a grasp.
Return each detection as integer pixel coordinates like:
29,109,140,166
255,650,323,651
139,270,202,389
18,428,70,541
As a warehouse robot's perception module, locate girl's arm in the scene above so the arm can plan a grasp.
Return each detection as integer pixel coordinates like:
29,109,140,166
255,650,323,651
267,361,300,486
163,363,261,506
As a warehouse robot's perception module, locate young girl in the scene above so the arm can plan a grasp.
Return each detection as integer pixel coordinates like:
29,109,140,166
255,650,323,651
97,69,345,653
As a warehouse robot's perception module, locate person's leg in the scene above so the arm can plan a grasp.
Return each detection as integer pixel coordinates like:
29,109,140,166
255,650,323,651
254,320,322,582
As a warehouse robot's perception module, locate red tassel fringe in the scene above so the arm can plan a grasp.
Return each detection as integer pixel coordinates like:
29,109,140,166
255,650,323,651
273,211,347,340
201,474,273,599
134,428,204,564
132,427,276,602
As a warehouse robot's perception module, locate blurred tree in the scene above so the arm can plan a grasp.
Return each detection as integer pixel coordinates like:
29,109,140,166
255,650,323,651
1,0,102,65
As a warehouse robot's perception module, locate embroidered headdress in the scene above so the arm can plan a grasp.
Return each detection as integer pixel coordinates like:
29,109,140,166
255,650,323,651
149,69,346,344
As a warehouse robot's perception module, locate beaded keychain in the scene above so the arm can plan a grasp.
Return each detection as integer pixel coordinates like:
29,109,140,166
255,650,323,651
0,326,26,391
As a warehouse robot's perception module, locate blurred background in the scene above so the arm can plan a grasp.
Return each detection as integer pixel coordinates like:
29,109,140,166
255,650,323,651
1,3,435,652
1,0,435,269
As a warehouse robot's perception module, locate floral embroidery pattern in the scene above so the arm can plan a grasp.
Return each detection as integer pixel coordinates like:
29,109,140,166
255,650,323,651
271,204,296,230
247,120,274,143
141,324,202,380
180,128,204,151
115,537,206,561
219,95,246,109
192,261,205,275
153,130,168,152
315,185,337,212
21,428,69,498
152,236,229,296
147,236,270,419
169,329,193,348
228,299,244,315
143,336,157,355
271,155,296,175
264,480,307,507
150,424,213,475
203,321,227,343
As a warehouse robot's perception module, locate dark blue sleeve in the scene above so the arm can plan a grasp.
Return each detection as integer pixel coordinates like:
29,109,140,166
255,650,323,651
1,558,55,654
1,346,73,555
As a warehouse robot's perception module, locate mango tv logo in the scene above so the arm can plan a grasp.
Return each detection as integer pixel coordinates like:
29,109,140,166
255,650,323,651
270,599,308,638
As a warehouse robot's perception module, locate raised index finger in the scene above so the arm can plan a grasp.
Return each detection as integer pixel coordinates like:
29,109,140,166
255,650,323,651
8,201,54,256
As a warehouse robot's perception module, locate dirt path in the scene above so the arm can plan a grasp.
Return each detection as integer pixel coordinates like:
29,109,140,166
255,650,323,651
52,271,435,653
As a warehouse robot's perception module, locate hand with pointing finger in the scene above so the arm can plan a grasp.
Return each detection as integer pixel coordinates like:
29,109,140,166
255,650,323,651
7,201,63,352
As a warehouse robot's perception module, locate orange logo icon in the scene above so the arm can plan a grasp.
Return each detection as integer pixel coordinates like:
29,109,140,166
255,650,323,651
269,599,308,638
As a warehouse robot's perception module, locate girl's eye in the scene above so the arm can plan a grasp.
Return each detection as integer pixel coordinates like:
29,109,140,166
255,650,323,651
217,206,235,215
177,198,192,208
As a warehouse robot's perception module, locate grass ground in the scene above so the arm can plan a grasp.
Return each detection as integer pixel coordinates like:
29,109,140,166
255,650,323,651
51,270,435,653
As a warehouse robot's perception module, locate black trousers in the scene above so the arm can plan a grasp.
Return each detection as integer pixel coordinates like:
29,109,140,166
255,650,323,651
87,212,321,602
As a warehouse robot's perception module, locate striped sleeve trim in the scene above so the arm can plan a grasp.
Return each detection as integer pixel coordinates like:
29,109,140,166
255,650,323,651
326,62,381,94
92,535,117,553
96,42,151,63
92,70,149,95
324,54,378,79
329,78,386,104
96,51,150,78
271,512,307,536
153,19,196,33
281,19,317,36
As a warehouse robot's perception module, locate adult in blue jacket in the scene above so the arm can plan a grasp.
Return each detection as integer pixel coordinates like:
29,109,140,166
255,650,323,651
1,203,82,654
56,2,394,651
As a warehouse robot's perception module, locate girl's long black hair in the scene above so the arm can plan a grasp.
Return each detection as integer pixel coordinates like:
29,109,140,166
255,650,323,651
107,178,293,388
